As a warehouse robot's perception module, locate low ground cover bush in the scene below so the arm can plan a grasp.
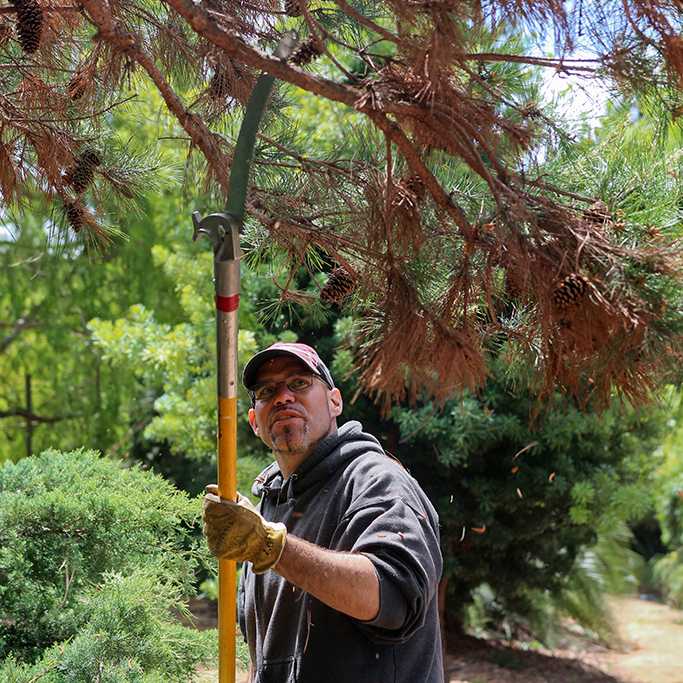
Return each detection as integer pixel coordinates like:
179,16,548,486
0,448,216,680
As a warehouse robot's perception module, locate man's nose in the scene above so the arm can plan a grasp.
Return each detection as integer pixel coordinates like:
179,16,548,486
272,382,296,405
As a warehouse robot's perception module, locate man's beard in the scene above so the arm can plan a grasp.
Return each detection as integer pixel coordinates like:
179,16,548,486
272,422,309,456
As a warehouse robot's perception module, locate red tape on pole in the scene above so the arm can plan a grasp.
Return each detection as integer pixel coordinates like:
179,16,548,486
216,294,240,312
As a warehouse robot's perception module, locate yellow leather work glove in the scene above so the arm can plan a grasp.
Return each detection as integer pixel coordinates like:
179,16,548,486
202,485,287,574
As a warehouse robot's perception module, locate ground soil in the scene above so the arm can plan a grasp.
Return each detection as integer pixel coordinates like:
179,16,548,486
600,597,683,683
444,597,683,683
191,595,683,682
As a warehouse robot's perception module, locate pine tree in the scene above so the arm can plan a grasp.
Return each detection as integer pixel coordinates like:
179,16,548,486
1,0,683,408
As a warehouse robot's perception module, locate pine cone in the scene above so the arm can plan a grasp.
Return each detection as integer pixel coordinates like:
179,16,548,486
65,202,84,233
208,66,229,100
10,0,43,55
552,273,589,311
586,200,609,221
284,0,302,16
320,268,355,305
403,174,426,202
289,38,323,67
67,148,101,194
67,70,88,100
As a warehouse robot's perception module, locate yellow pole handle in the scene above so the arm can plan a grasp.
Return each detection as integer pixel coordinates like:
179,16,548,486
218,395,238,683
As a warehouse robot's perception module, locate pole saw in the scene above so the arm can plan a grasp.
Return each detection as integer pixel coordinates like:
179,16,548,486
191,34,296,683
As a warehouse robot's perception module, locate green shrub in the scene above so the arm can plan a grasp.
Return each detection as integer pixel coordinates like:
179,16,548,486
0,570,216,682
388,363,667,637
0,448,211,669
464,524,642,645
652,551,683,607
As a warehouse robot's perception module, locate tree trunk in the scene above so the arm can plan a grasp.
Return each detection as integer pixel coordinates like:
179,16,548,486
25,373,33,458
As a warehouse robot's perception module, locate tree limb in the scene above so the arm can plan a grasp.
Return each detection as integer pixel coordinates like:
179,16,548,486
0,409,79,424
0,311,40,354
79,0,231,193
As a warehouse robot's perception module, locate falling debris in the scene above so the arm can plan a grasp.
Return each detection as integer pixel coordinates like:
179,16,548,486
516,488,524,499
513,442,539,461
459,526,466,541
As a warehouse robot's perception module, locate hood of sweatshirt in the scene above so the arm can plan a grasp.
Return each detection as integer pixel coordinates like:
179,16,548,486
251,420,385,505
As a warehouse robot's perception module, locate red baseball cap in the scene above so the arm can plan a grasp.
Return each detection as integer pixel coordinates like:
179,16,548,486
242,342,335,390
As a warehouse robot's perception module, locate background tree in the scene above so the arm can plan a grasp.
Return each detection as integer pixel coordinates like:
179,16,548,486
0,91,182,464
650,391,683,607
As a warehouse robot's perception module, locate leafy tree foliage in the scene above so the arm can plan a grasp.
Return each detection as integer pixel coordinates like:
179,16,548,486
86,242,310,494
0,90,186,466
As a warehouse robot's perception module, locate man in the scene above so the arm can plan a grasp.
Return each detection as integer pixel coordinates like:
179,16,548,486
203,342,443,683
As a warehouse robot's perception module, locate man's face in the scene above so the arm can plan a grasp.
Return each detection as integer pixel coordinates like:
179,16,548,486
247,356,343,464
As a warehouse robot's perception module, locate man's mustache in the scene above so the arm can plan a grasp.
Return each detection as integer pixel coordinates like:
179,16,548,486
269,407,305,427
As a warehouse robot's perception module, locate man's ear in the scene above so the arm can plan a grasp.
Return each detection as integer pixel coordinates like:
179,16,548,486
248,408,260,436
329,388,343,418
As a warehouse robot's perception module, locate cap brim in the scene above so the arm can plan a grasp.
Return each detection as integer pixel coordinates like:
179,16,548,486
243,348,321,390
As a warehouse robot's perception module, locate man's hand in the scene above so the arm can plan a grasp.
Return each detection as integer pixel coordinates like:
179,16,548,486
202,485,287,574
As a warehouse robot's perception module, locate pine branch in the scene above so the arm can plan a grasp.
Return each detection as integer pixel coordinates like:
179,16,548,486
162,0,360,105
79,0,231,192
462,52,600,74
332,0,400,45
0,4,79,12
367,110,475,240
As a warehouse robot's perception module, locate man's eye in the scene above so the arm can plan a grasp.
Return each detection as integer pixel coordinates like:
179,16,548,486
255,386,275,400
288,378,310,391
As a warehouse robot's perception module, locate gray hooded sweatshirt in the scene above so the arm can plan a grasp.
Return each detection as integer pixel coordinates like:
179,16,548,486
238,421,444,683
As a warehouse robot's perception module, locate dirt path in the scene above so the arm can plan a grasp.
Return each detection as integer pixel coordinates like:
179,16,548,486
446,596,683,683
600,597,683,683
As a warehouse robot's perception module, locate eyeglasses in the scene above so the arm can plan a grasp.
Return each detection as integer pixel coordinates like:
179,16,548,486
251,374,326,403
